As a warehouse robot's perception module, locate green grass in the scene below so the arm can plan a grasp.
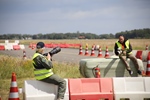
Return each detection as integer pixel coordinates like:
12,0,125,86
0,55,82,100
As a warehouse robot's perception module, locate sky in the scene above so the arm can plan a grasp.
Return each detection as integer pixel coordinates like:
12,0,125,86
0,0,150,35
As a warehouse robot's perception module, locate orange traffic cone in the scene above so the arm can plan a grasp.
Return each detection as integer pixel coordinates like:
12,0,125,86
104,46,110,58
90,45,95,56
145,45,148,50
79,45,83,55
146,52,150,76
97,46,103,57
93,44,96,50
8,72,20,100
32,43,35,50
84,45,89,56
32,45,34,49
23,50,27,60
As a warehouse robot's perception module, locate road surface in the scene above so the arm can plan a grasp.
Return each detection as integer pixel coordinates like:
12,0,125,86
0,45,114,63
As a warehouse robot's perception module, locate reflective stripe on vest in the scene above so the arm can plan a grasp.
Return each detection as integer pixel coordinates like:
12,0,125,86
32,53,53,80
116,40,132,54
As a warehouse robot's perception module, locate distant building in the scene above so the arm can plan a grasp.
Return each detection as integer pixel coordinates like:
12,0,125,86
78,36,85,39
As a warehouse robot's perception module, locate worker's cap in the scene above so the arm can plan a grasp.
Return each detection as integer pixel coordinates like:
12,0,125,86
36,42,45,49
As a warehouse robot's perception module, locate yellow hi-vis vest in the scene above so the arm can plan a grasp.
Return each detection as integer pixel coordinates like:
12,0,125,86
32,53,53,80
116,40,132,54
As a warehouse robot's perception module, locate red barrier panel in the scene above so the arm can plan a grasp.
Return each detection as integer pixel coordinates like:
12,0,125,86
45,44,53,48
29,43,36,49
136,50,142,60
0,45,5,50
68,78,113,100
13,45,20,50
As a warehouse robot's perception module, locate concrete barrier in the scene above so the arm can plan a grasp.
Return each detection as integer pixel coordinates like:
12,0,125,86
23,79,69,100
79,56,144,78
113,77,150,100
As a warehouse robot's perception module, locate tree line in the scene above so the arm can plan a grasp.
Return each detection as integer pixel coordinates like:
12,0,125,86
0,28,150,39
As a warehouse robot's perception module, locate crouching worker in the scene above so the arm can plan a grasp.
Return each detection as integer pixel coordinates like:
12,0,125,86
114,35,143,76
32,42,66,100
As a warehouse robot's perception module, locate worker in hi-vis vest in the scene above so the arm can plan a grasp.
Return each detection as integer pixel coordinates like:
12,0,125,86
32,42,66,100
114,35,143,76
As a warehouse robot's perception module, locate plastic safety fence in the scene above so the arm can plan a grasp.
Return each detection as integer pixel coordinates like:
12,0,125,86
68,78,113,100
113,77,150,100
23,77,150,100
0,45,5,50
29,43,81,48
13,45,21,50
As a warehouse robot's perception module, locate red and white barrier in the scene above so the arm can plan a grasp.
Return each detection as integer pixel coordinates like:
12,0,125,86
23,77,150,100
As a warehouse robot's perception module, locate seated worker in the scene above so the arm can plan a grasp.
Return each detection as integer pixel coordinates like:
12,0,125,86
114,35,143,76
32,42,66,100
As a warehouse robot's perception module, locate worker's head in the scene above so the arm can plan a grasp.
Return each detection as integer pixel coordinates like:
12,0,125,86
119,35,124,44
36,42,45,54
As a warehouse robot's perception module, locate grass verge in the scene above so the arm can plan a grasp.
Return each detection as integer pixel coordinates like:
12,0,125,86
0,55,82,100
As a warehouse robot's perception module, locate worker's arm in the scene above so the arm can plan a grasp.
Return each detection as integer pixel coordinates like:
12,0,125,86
40,56,53,69
114,43,120,55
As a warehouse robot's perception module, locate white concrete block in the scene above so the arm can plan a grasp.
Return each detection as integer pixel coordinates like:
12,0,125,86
23,79,69,100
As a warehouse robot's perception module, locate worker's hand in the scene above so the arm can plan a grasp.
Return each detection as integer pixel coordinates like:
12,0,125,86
122,51,126,55
47,53,51,61
117,48,122,54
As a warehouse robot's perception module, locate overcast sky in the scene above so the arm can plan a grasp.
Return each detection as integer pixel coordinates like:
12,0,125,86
0,0,150,35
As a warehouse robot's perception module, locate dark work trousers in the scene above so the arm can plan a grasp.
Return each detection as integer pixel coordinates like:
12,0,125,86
119,53,140,71
40,74,66,99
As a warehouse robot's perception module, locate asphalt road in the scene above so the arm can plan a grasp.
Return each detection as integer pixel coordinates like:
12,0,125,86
0,45,147,71
0,45,114,64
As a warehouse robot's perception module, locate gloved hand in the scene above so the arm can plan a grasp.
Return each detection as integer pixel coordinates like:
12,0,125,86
117,48,122,55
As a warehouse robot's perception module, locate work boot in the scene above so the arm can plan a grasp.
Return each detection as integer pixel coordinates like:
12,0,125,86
128,70,133,75
137,70,142,75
